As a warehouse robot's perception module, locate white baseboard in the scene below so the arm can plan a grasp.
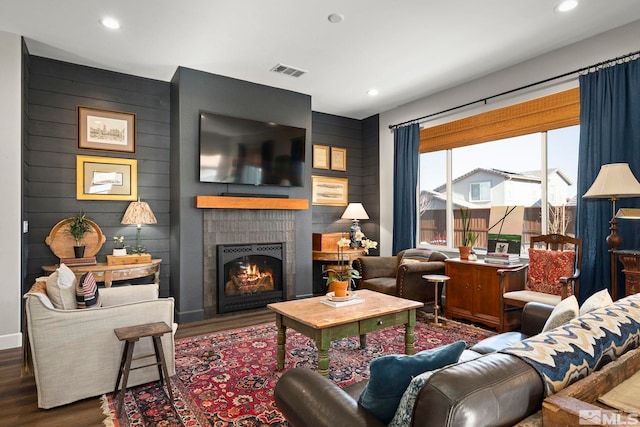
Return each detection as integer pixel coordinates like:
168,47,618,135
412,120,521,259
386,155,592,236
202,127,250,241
0,332,22,350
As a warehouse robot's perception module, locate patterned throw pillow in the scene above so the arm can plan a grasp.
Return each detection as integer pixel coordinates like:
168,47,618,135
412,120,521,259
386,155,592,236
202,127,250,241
525,248,575,295
76,272,102,309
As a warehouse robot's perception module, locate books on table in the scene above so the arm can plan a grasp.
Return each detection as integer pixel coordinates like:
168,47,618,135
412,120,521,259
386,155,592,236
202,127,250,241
484,252,521,265
320,297,364,307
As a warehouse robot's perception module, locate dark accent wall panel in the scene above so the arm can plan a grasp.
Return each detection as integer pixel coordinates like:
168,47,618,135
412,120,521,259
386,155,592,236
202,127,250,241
24,57,171,295
310,112,379,250
361,114,380,253
170,67,313,323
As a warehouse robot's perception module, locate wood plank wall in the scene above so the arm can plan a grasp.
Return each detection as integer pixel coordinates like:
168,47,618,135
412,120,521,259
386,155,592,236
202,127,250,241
310,112,380,253
23,56,171,295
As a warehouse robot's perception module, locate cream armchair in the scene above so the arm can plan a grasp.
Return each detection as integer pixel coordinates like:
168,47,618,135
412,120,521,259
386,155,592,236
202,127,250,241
23,283,175,409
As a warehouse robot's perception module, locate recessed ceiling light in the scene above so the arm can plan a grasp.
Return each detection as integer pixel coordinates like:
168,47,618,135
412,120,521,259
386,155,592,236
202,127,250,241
101,17,121,30
328,13,344,24
555,0,578,13
367,88,379,96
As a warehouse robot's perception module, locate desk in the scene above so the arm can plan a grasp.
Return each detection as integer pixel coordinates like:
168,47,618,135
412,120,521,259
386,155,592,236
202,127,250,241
615,250,640,296
42,259,161,287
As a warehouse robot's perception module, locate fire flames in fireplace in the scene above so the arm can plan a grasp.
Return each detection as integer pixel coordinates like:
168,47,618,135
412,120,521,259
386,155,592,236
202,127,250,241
217,242,285,314
225,263,274,296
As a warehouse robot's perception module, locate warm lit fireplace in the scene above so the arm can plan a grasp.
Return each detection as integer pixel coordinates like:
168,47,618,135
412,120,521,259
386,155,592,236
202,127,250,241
217,242,285,313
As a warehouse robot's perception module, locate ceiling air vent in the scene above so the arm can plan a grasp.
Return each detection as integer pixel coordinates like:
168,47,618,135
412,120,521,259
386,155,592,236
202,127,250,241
270,63,307,78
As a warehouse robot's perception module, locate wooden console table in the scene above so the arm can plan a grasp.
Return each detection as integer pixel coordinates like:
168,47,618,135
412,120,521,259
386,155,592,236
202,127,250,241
42,259,162,287
615,250,640,296
312,248,366,262
445,258,525,331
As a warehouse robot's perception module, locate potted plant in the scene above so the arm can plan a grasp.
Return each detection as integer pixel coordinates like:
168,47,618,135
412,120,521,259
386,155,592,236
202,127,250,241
459,207,478,260
323,234,362,297
67,211,92,258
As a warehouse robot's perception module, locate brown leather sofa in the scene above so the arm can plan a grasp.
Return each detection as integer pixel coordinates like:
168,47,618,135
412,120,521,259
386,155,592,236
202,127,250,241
274,303,554,427
352,249,448,304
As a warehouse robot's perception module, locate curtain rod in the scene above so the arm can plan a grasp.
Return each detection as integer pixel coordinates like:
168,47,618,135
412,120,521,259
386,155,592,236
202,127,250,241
388,49,640,130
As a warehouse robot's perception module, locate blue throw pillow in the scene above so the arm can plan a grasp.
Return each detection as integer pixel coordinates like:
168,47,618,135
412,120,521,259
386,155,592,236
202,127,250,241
358,340,466,424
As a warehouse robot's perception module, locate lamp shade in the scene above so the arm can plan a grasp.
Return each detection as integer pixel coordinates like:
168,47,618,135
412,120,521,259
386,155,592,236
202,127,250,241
615,208,640,219
583,163,640,199
121,200,157,225
341,203,369,220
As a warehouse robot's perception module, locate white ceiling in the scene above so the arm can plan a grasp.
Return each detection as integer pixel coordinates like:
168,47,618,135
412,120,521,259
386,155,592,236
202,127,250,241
2,0,640,119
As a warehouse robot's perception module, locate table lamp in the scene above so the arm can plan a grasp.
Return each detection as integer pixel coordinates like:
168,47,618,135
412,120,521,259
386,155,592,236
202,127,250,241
121,198,157,254
583,163,640,299
341,203,369,247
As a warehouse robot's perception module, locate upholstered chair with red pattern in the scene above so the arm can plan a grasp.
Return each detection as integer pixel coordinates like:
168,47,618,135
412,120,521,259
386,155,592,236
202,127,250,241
498,233,582,332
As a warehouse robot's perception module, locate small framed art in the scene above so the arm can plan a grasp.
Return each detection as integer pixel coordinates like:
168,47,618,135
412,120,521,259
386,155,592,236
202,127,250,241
313,144,330,169
76,155,137,201
331,147,347,171
77,106,136,153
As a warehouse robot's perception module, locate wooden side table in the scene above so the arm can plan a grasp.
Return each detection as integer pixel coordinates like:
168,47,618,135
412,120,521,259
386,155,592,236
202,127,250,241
113,322,173,416
423,274,449,327
615,250,640,296
41,259,161,287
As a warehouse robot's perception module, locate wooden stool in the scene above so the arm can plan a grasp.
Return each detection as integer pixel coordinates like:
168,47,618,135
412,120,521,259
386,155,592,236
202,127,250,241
423,274,450,327
113,321,173,416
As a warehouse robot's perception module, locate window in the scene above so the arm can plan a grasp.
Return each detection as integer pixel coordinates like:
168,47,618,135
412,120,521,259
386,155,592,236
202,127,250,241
419,126,579,253
470,182,490,202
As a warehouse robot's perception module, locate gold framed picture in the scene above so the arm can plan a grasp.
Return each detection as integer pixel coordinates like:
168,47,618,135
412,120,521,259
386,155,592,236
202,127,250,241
76,155,137,201
313,144,330,169
77,106,136,153
312,175,348,206
331,147,347,171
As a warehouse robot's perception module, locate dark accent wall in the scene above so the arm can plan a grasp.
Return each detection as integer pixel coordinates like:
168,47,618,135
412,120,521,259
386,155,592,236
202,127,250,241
23,56,171,295
170,67,313,323
20,54,380,323
310,112,380,251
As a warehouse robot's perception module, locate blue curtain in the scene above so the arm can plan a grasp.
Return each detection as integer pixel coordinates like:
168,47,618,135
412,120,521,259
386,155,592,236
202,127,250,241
576,57,640,302
392,123,420,254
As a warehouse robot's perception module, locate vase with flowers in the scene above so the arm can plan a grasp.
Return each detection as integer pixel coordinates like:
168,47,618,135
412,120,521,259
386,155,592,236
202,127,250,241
323,232,378,297
323,234,362,297
112,235,128,256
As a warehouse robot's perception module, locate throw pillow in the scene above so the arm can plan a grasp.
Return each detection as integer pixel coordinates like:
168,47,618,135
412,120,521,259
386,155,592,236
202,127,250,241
76,272,102,309
580,289,613,315
542,295,579,332
526,248,575,296
358,340,466,424
388,370,437,427
400,249,433,265
45,263,78,310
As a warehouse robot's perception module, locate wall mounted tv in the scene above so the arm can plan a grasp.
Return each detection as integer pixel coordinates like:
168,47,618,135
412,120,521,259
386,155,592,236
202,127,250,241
199,112,306,187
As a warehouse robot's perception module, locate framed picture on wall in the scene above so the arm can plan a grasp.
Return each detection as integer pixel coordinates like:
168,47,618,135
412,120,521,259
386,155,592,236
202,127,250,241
76,155,137,201
331,147,347,171
77,106,136,153
311,175,348,206
313,144,330,169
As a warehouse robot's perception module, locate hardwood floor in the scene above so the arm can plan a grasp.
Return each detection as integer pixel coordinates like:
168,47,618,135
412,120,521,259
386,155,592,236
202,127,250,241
0,309,275,427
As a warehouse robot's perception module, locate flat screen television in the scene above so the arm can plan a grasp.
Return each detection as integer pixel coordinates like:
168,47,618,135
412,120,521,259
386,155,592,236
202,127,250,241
199,112,306,187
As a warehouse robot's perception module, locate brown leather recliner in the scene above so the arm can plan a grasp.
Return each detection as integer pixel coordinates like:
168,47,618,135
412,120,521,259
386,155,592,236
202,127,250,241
352,249,448,303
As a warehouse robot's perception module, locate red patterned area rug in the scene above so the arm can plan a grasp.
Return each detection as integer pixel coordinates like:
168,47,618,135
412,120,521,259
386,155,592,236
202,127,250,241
102,311,495,426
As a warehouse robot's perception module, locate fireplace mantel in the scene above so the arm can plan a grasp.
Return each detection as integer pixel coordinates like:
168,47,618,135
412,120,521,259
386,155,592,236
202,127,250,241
196,195,309,210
